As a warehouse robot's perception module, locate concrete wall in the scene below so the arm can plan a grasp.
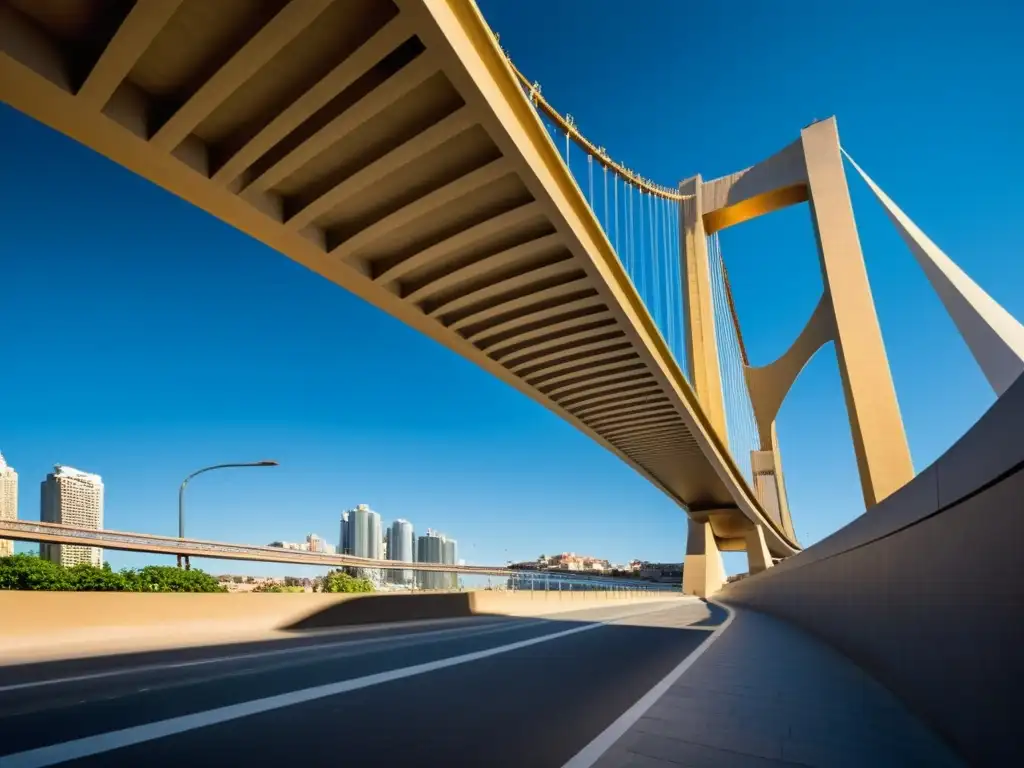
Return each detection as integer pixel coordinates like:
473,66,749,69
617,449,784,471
0,589,678,664
718,373,1024,767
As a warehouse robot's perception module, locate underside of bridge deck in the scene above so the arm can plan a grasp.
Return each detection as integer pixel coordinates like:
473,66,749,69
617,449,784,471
0,0,797,560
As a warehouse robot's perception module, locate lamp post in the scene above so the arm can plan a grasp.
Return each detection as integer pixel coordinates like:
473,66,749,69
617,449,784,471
177,460,278,569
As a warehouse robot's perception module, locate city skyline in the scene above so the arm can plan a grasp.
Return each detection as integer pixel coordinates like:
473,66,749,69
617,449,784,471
1,449,635,572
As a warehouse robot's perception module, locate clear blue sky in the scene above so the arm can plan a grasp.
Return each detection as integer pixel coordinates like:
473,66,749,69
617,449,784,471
2,0,1022,577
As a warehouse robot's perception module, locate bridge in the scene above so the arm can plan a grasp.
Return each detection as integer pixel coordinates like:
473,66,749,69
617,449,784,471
0,1,1020,766
0,518,514,576
0,519,676,592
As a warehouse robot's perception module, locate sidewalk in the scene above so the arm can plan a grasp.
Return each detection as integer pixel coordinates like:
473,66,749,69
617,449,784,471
587,605,963,767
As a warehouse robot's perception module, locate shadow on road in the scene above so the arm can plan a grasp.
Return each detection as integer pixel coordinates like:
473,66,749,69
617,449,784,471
282,592,476,630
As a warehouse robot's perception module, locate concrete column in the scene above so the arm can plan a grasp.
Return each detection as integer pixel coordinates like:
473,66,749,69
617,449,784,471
801,118,914,507
768,423,796,542
679,176,728,443
744,524,773,574
682,518,724,597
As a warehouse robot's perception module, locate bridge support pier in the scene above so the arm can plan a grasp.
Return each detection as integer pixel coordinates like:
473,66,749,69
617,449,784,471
802,119,915,506
744,524,772,574
682,519,724,597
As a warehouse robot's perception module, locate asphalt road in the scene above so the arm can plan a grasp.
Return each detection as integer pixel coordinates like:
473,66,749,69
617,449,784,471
0,598,724,768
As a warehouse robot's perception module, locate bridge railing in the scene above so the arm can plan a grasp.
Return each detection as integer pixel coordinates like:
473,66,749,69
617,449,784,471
0,519,679,591
505,59,690,386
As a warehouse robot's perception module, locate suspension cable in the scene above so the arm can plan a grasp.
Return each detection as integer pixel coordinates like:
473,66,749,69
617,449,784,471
505,57,681,200
719,257,750,366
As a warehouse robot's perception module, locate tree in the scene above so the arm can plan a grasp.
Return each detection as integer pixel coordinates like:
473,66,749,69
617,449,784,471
67,563,133,591
0,553,74,591
132,565,225,593
252,583,284,593
253,583,304,593
0,554,225,593
315,569,374,593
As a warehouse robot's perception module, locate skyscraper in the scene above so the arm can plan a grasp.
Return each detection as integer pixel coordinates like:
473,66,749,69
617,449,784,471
416,530,451,590
339,510,350,555
369,511,382,561
388,519,414,585
39,465,103,567
443,537,458,590
0,451,17,558
345,504,382,581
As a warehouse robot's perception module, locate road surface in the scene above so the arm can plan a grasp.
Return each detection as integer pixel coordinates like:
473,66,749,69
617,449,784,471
0,598,723,767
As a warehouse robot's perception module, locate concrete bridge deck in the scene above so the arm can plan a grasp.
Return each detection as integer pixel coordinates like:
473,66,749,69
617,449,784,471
0,0,793,557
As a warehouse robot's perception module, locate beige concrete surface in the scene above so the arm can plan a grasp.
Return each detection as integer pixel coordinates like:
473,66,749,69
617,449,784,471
0,590,681,665
698,118,914,511
678,178,727,446
800,119,914,507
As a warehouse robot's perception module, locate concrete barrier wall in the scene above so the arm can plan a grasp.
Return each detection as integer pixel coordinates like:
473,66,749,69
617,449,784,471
718,375,1024,768
0,589,678,663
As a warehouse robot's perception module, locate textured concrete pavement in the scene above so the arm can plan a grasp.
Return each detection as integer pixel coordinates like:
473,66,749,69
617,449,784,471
586,607,964,768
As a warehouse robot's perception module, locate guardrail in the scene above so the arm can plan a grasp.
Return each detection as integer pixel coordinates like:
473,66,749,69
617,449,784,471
0,520,511,575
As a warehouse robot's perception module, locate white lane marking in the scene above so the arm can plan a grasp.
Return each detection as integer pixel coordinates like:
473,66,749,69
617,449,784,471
0,619,538,694
0,616,625,768
560,600,735,768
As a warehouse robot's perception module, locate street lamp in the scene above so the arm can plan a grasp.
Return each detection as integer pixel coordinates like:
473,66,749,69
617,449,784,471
177,460,278,569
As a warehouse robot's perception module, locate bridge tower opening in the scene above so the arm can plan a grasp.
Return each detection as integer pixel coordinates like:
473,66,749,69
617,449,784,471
679,117,915,596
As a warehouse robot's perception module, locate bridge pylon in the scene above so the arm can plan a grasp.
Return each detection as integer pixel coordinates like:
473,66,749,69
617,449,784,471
680,117,915,593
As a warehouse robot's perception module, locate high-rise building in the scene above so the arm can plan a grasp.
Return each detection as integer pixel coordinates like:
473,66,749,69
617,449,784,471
39,465,103,567
306,533,322,553
388,519,414,585
0,451,17,558
345,504,382,581
416,529,453,590
339,511,350,555
369,512,381,561
443,537,458,590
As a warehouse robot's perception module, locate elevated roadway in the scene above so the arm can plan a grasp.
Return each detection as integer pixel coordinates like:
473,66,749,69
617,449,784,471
0,518,512,575
0,0,796,559
0,520,678,591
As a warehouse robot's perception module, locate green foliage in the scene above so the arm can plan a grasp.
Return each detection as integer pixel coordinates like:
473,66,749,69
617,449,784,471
0,553,226,593
314,569,374,594
251,583,305,593
132,565,226,593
